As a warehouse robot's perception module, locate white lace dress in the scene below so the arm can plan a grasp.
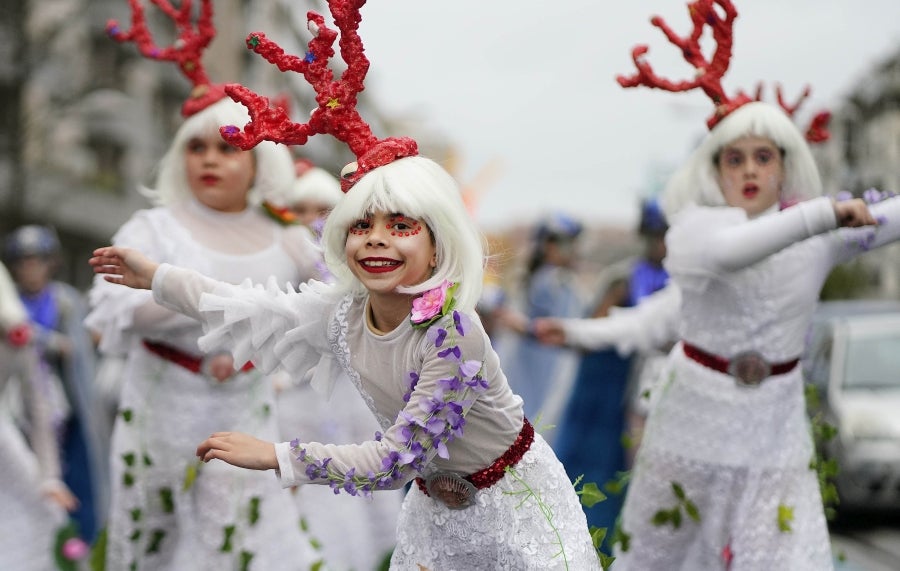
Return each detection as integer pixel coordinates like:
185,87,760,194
85,201,321,571
613,196,900,571
151,265,602,571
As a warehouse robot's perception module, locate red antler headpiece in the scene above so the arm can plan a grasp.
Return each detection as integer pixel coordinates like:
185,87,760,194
755,83,832,143
106,0,226,117
218,0,418,193
617,0,752,129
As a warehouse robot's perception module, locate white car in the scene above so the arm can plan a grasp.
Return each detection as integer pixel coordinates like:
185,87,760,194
803,301,900,513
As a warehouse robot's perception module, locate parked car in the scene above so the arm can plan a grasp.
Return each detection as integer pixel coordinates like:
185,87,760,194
803,300,900,513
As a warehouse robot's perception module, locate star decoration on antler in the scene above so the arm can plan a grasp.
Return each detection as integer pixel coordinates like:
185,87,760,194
219,0,418,192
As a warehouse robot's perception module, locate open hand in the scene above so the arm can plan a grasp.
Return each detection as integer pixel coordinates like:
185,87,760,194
196,431,278,471
89,246,160,290
834,198,878,228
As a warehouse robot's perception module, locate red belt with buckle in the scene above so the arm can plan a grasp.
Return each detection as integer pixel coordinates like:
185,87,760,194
682,342,798,386
415,417,534,506
142,340,253,374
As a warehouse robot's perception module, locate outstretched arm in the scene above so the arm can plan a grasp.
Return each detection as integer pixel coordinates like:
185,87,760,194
671,197,876,276
534,284,681,354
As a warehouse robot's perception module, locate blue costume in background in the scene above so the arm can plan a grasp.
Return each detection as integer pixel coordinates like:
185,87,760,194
553,200,669,539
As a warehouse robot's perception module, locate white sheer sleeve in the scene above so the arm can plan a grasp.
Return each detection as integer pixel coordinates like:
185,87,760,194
665,197,837,290
561,284,681,355
152,264,341,390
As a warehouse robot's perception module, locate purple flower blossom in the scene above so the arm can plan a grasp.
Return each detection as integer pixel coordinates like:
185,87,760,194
459,359,483,380
452,310,472,335
863,188,884,204
438,346,462,361
431,327,449,347
437,376,463,392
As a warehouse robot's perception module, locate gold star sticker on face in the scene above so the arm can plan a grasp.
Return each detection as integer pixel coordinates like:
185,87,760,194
326,98,341,109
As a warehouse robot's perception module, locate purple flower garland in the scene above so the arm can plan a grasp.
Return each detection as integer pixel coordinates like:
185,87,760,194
288,283,489,496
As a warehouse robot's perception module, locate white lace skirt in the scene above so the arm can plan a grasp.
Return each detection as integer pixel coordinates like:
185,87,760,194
105,347,317,571
391,433,600,571
613,350,833,571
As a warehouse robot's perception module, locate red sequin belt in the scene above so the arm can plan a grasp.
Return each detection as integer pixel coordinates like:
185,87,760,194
142,340,253,375
682,342,799,387
415,417,534,498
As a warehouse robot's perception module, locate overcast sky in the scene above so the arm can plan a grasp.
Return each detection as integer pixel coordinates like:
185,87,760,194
331,0,900,229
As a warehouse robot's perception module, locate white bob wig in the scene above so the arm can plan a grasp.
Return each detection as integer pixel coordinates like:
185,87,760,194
321,156,486,312
661,101,822,220
145,98,295,207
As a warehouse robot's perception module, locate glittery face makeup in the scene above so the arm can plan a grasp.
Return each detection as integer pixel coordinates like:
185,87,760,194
345,210,436,295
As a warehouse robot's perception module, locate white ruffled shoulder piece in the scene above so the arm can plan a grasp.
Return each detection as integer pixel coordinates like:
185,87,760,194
196,277,346,397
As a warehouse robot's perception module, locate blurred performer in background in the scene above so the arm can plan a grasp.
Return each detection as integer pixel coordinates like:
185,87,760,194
3,225,101,543
85,2,320,568
0,258,80,570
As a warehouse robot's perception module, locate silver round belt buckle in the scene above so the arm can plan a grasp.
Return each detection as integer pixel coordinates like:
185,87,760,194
727,351,771,387
424,472,477,510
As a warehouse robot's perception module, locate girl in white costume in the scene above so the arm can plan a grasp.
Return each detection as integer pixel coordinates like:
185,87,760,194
86,4,321,568
85,97,322,571
0,260,78,570
265,160,404,570
608,1,900,568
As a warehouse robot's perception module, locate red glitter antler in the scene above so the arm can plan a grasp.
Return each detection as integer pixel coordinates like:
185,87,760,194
757,83,832,143
106,0,225,117
804,111,832,143
617,0,752,129
219,0,418,192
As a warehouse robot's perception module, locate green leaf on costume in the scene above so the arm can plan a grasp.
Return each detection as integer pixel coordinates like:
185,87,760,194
121,452,135,467
671,482,686,500
183,461,201,491
89,526,107,571
248,496,261,525
145,529,166,554
159,488,174,513
220,525,236,552
129,508,141,522
671,508,682,529
599,552,616,570
123,472,135,487
121,409,133,423
652,510,671,526
578,481,607,508
590,525,608,548
685,500,701,522
777,504,794,532
239,550,254,571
